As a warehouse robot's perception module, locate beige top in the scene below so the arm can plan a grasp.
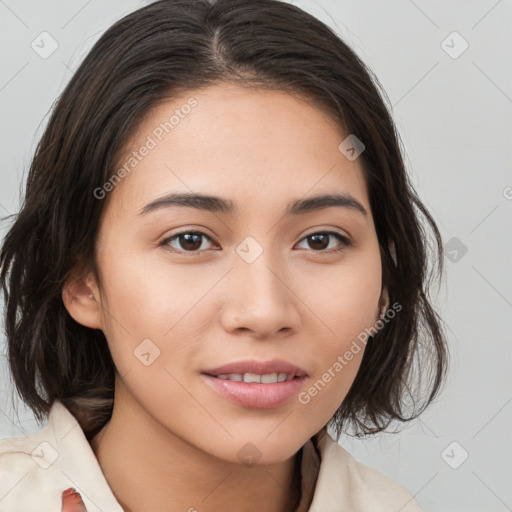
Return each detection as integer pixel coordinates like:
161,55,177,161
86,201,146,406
0,400,421,511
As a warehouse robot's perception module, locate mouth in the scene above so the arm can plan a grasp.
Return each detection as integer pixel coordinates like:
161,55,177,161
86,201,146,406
207,372,298,383
202,358,308,380
201,359,308,408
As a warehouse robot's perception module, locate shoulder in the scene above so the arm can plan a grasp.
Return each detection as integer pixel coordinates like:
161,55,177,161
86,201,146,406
312,431,422,512
0,409,64,511
0,400,124,512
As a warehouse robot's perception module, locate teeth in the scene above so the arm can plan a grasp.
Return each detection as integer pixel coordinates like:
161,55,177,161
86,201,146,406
243,373,261,383
214,372,294,383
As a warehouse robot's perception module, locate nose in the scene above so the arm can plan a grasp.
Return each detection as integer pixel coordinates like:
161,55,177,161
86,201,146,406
219,247,301,339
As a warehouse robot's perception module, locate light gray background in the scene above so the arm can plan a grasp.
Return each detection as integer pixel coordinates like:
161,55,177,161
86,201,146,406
1,1,511,511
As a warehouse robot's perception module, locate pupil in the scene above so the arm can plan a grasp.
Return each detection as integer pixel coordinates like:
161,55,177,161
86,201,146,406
309,234,328,250
181,233,201,250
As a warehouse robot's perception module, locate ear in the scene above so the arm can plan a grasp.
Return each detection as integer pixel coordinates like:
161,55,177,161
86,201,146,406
62,269,104,329
376,241,392,319
389,240,397,266
377,285,390,319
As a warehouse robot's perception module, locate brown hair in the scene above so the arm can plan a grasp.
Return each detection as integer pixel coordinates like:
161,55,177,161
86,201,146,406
0,0,447,440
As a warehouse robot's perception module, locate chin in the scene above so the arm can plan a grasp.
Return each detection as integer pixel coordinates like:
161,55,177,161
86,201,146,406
202,432,308,467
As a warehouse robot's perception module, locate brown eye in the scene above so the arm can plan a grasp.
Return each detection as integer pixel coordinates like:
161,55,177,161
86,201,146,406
161,231,215,252
296,231,351,253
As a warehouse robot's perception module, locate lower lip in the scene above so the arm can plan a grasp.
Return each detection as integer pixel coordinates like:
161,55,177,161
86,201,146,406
201,374,306,408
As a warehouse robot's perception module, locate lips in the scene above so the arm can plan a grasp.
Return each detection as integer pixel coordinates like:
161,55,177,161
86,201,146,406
202,359,307,377
201,359,308,408
202,359,308,379
214,373,293,383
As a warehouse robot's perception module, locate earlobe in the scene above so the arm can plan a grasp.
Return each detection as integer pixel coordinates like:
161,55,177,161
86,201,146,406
62,271,103,329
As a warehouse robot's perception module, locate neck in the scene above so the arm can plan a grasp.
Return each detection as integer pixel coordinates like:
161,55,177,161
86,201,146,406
90,380,303,512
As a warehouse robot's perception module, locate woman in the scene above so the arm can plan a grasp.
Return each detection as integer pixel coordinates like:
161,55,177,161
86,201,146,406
0,0,447,510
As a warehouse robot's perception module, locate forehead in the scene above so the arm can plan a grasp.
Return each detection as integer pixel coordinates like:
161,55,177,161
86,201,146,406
106,84,370,218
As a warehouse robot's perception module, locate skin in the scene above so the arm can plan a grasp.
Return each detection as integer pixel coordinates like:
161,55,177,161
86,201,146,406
62,83,388,512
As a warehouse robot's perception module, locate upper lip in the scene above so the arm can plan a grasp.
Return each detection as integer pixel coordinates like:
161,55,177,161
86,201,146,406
202,359,308,378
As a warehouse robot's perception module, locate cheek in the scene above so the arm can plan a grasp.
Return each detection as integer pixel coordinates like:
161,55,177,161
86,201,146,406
97,246,190,338
295,250,382,420
94,243,216,384
94,253,193,410
299,246,383,344
294,319,369,438
92,249,173,380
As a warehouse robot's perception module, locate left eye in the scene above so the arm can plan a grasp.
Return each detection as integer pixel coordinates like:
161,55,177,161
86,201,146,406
296,231,351,253
160,230,351,254
161,231,216,252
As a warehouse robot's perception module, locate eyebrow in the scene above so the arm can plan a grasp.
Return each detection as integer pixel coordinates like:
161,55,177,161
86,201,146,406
139,192,368,218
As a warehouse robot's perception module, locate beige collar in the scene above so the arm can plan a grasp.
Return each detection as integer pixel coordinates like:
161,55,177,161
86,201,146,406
10,400,419,511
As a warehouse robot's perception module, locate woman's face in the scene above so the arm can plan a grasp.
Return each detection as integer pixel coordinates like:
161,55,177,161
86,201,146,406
74,83,386,464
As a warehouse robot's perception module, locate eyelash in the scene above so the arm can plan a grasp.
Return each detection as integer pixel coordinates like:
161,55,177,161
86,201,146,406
158,230,352,255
